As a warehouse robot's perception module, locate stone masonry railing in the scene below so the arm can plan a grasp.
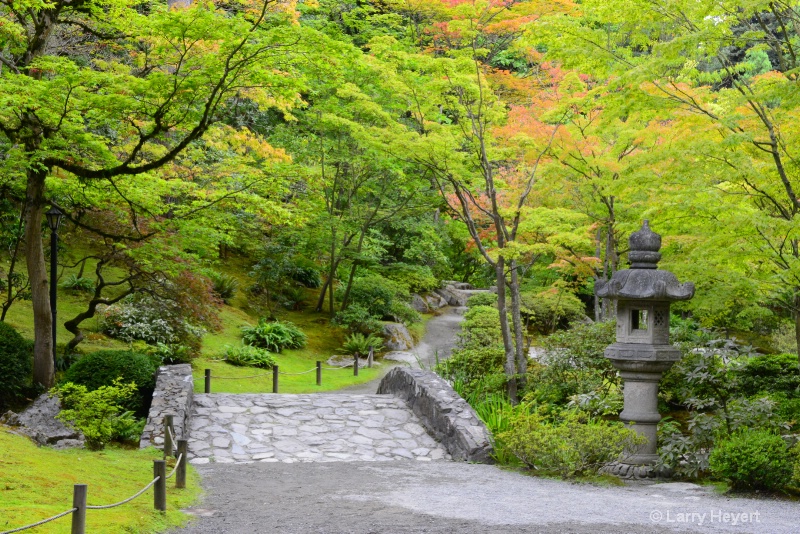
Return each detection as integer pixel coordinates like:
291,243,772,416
139,364,193,449
377,367,493,463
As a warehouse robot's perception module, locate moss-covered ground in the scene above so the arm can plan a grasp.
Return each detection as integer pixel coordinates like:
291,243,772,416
0,429,201,533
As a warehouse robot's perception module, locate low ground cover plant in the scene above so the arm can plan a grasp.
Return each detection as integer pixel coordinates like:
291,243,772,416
339,332,383,355
223,345,276,368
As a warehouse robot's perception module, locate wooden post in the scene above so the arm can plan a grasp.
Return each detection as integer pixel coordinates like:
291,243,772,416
71,484,87,534
272,365,279,393
316,361,321,386
154,460,166,512
368,346,374,368
176,440,188,489
353,353,359,376
163,414,174,459
204,369,211,393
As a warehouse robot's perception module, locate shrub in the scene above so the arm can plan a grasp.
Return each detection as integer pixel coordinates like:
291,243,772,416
436,345,506,393
208,272,239,304
280,286,308,311
793,443,800,487
223,345,276,368
0,322,33,408
520,287,586,334
99,294,205,353
55,380,141,450
499,410,646,478
466,292,497,308
241,319,306,352
332,304,383,335
458,305,502,347
287,259,322,288
149,343,193,365
340,333,383,355
709,429,794,491
379,263,439,294
388,301,421,325
337,273,409,319
60,274,95,292
736,353,800,398
62,350,159,415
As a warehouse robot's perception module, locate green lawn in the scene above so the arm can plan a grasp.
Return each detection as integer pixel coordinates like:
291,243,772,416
0,429,201,534
194,304,383,393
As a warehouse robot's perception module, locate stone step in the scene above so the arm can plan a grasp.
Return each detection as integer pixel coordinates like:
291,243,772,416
188,393,450,464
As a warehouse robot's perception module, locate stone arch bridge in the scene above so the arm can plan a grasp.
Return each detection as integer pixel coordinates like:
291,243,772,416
140,365,492,465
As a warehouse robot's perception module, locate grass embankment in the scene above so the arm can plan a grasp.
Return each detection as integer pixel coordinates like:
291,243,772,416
194,305,383,393
0,429,200,534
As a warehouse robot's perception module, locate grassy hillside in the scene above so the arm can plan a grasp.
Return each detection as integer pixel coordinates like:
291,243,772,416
0,429,200,533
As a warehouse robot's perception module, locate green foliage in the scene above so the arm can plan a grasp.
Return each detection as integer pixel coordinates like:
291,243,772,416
458,305,503,347
241,319,307,352
339,332,383,355
332,304,383,335
60,274,95,293
499,409,646,478
521,287,586,334
223,345,276,369
149,343,193,365
0,321,32,408
793,443,800,488
736,354,800,398
338,273,409,319
62,350,158,415
208,272,239,304
709,430,794,491
466,292,497,308
378,263,439,294
528,321,617,406
55,380,142,450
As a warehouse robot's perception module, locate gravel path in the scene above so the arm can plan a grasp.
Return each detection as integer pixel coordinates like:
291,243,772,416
170,461,797,534
329,306,465,395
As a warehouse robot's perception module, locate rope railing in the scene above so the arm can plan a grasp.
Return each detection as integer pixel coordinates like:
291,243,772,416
203,348,377,393
85,476,161,510
0,435,188,534
0,507,78,534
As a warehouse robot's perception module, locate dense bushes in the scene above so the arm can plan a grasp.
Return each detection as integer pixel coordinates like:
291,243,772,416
466,292,497,307
736,353,800,398
378,263,439,294
62,350,158,415
0,322,32,409
521,287,585,334
708,430,795,491
528,321,617,407
499,409,645,478
241,319,306,352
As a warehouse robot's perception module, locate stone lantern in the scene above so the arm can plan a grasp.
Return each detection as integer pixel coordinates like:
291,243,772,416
595,221,694,478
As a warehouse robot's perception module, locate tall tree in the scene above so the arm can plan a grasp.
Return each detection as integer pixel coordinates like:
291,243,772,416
0,0,304,386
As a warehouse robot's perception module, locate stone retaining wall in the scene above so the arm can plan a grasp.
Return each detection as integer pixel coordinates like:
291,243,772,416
377,367,493,463
140,364,194,449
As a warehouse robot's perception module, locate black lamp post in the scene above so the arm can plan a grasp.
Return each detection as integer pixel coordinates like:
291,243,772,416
46,207,64,367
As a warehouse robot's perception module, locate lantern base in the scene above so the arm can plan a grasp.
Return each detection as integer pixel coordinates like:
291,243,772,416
602,461,673,480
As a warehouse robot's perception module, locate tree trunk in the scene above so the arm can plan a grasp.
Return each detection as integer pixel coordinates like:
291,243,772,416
24,168,54,388
496,256,517,404
795,292,800,356
509,259,526,381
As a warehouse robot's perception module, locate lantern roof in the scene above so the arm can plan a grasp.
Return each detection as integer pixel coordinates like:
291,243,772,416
595,221,695,301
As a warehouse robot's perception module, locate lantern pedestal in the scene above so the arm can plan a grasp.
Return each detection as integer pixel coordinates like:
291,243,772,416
595,221,694,479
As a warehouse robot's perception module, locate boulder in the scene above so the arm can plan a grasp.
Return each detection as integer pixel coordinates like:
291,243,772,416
434,287,469,306
2,393,83,448
410,294,430,313
424,294,448,310
382,322,414,351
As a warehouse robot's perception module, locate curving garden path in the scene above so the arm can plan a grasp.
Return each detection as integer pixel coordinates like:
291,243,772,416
169,307,799,534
